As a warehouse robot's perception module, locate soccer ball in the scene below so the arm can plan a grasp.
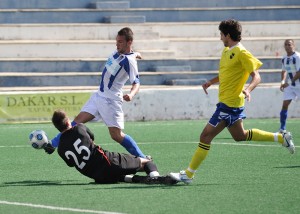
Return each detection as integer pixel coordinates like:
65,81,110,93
28,130,48,149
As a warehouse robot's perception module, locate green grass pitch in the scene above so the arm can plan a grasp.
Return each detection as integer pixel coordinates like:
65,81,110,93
0,118,299,214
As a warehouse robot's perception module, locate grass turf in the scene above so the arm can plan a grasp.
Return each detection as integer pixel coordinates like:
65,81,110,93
0,118,299,214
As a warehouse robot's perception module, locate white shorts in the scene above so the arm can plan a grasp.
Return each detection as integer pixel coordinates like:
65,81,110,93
283,86,300,101
81,92,124,129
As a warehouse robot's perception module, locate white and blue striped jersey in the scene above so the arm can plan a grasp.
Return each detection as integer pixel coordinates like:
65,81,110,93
98,51,140,101
282,51,300,87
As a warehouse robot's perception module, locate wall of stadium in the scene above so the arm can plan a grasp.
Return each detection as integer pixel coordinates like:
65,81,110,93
123,85,300,121
0,85,299,123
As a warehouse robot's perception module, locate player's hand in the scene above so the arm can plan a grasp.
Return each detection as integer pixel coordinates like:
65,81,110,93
242,89,251,102
280,83,288,92
123,94,133,102
43,141,56,155
202,81,211,95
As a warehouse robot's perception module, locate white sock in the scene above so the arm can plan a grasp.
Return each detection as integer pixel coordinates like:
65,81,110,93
149,171,160,178
124,175,133,183
274,133,279,142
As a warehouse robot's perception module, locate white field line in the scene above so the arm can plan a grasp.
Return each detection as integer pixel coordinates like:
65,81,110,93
4,118,298,131
138,141,299,148
137,141,273,146
1,141,299,148
0,200,124,214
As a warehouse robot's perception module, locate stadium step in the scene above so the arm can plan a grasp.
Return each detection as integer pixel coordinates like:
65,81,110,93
0,58,204,73
0,14,297,87
165,79,207,86
0,57,281,73
126,0,300,8
1,6,300,23
0,39,171,58
153,65,192,72
0,69,281,87
0,0,92,9
0,71,216,87
0,21,298,62
90,1,130,9
167,37,300,58
1,0,299,9
1,37,299,58
1,21,299,40
104,16,146,23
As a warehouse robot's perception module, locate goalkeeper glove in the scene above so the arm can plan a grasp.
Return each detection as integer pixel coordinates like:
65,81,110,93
43,141,56,154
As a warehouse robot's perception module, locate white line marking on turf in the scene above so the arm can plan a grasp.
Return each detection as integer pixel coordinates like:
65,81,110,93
0,145,29,148
0,200,124,214
214,142,281,147
1,141,298,148
138,141,299,148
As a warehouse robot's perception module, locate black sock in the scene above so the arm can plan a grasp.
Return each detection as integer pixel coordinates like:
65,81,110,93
144,161,158,175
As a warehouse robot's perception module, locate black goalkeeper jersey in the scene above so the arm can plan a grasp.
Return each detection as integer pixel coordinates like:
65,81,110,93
57,123,108,180
57,123,141,183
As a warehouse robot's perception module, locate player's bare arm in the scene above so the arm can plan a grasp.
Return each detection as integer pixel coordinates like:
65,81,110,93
202,76,219,94
243,70,261,102
123,83,140,101
280,70,288,92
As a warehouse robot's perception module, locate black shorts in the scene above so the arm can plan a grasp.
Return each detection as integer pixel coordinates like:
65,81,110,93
91,148,141,184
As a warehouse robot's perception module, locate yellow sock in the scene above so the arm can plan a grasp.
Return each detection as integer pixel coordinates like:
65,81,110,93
185,142,210,178
246,129,283,144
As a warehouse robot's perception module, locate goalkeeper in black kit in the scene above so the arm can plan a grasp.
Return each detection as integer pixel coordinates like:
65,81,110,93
44,109,177,185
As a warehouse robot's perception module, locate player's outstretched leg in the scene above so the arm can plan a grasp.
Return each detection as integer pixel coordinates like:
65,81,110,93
125,175,178,185
246,129,295,154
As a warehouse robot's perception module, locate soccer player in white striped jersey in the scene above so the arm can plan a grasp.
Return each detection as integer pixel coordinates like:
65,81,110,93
50,27,148,159
278,39,300,133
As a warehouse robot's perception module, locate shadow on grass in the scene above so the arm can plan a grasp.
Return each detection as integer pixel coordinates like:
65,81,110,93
1,180,184,189
215,137,233,140
1,180,218,190
84,182,220,191
0,180,89,187
274,165,300,169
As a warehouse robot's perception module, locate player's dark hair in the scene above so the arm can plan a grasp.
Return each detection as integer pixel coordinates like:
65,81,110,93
118,27,134,42
219,19,242,42
284,39,295,45
52,110,69,132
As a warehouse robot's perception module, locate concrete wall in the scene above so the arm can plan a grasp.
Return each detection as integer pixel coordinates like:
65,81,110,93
2,0,299,9
122,85,300,121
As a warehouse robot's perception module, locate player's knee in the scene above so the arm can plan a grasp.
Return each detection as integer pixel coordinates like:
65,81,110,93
200,133,212,144
111,134,122,143
232,135,246,142
109,129,124,143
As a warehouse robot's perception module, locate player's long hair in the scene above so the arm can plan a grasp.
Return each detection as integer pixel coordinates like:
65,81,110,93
219,19,242,42
52,110,69,132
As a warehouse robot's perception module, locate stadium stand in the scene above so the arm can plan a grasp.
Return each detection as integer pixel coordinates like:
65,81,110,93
0,0,299,88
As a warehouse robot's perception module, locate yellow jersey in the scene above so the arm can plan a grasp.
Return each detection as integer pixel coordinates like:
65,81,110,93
218,44,263,107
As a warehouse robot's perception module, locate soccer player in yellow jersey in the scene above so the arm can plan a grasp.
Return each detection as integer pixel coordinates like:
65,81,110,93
170,19,295,184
